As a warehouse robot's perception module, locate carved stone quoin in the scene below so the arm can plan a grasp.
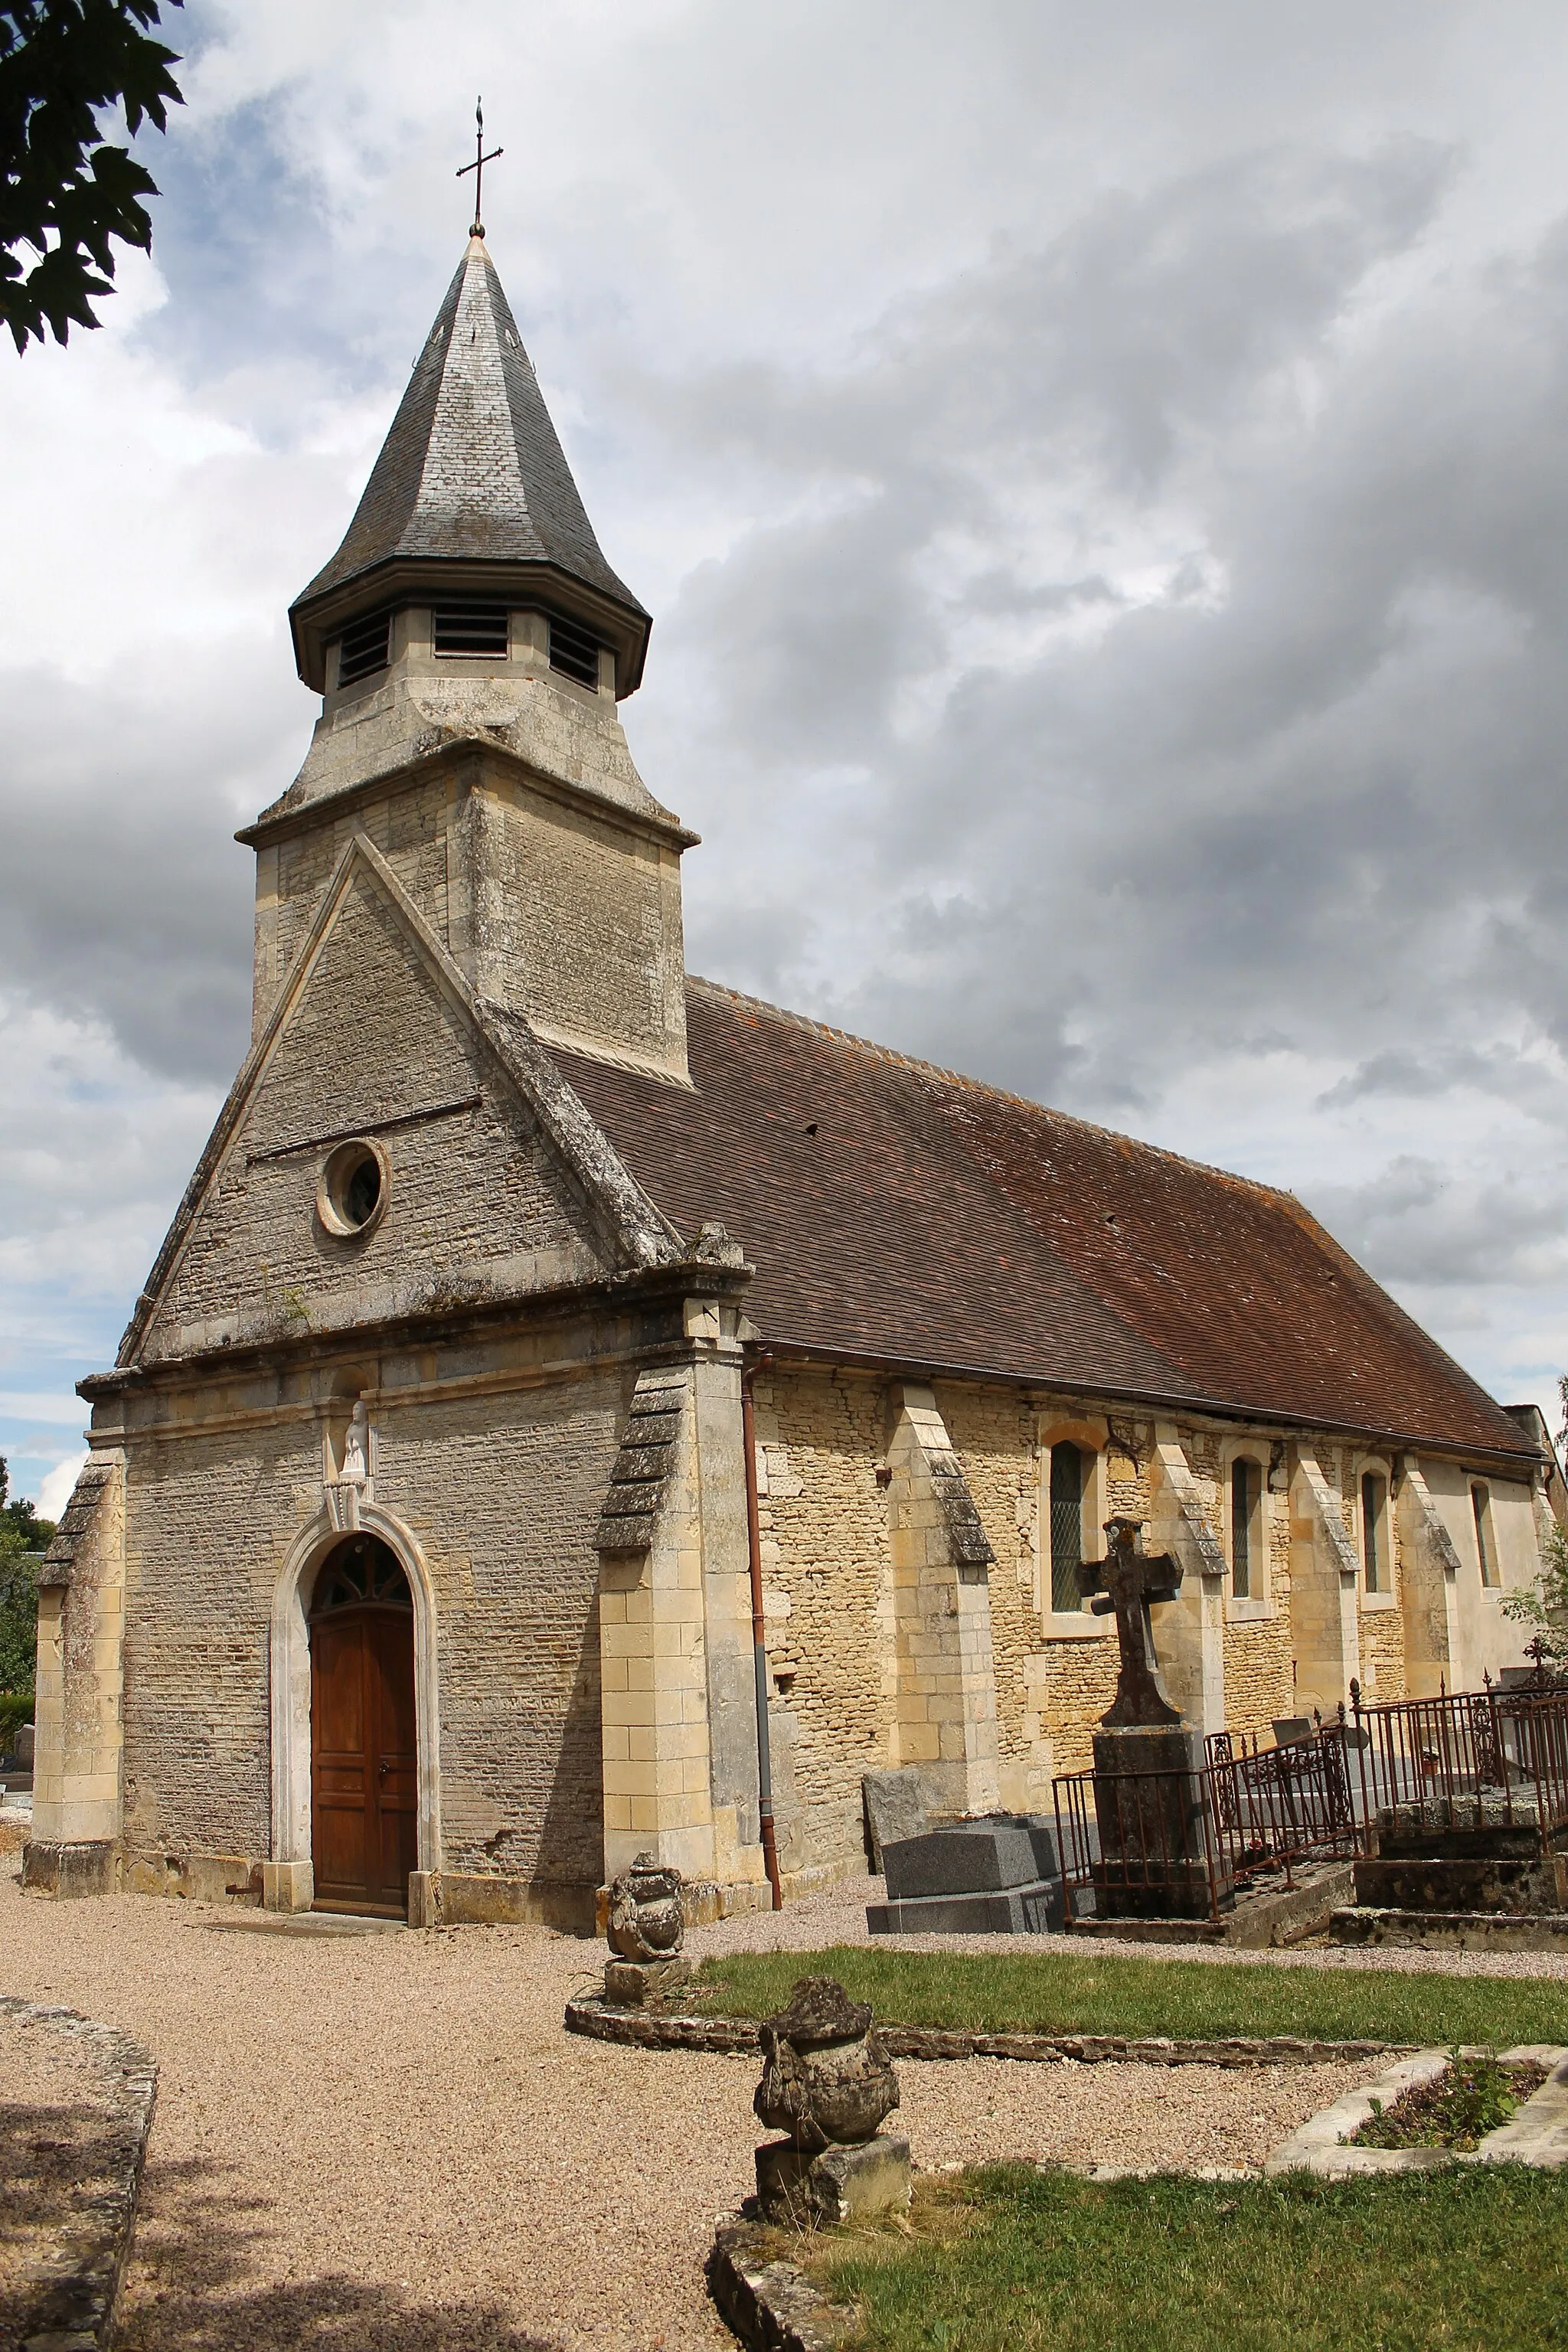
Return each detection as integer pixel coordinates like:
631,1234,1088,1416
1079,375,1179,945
606,1852,685,1962
753,1975,900,2154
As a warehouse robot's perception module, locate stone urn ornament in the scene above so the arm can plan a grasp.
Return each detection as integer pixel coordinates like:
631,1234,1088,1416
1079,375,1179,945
603,1852,689,2007
752,1975,910,2226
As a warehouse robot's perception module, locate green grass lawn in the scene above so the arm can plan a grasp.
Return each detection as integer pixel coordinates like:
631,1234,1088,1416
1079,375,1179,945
692,1945,1568,2049
799,2166,1568,2351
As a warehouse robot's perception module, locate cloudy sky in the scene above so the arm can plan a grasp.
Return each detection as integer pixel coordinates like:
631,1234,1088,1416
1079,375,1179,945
6,0,1568,1510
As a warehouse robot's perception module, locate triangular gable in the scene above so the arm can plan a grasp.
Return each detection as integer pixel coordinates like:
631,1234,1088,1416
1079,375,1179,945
119,833,683,1367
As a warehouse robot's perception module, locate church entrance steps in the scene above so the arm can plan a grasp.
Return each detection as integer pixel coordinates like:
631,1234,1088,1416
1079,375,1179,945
202,1909,408,1938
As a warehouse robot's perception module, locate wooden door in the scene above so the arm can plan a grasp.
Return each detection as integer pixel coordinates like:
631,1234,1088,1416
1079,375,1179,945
310,1540,417,1916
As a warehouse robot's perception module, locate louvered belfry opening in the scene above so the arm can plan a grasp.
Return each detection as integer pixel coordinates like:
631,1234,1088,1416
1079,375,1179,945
433,599,509,658
289,239,651,698
548,611,602,689
336,609,392,686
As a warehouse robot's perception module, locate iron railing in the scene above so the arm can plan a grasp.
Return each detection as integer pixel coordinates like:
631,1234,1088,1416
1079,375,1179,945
1348,1677,1568,1849
1053,1716,1364,1926
1054,1679,1568,1926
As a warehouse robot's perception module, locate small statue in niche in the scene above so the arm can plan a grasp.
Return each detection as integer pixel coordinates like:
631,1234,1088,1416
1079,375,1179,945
341,1400,370,1485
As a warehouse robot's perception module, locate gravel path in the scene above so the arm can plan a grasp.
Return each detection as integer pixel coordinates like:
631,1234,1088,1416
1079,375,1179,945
0,1878,1392,2351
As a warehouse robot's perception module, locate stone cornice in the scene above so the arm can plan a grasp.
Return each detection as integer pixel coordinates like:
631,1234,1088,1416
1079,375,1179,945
236,731,699,854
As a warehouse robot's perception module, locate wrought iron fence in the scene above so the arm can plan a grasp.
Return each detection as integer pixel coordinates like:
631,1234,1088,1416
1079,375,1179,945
1348,1678,1568,1847
1054,1681,1568,1926
1053,1716,1365,1927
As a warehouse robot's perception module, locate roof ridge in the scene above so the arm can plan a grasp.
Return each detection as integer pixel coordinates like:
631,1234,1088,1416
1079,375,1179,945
684,972,1302,1211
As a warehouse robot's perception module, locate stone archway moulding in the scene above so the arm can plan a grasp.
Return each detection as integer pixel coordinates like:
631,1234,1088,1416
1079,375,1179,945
269,1506,443,1877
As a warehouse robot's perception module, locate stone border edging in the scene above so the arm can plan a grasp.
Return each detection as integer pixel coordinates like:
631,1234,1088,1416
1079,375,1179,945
564,1995,1400,2069
1266,2045,1568,2177
708,2216,858,2352
1,1994,158,2350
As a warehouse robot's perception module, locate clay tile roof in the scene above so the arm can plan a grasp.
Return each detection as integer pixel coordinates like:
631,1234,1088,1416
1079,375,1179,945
290,237,646,640
556,978,1537,1462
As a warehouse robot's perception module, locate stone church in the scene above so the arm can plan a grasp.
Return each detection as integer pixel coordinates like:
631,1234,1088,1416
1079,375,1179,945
27,235,1560,1923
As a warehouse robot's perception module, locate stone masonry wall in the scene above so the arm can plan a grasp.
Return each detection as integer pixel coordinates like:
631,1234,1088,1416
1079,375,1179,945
492,786,684,1070
746,1378,1431,1854
121,1419,298,1862
374,1372,623,1888
933,1384,1037,1775
260,769,456,1034
750,1368,893,1877
146,858,605,1361
1174,1425,1295,1742
118,1361,629,1896
256,760,688,1078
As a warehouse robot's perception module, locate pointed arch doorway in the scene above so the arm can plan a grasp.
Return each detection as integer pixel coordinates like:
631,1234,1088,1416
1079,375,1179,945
309,1534,419,1916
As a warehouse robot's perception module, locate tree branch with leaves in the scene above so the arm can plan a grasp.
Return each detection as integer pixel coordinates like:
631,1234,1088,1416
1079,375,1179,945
1,0,183,354
1501,1372,1568,1662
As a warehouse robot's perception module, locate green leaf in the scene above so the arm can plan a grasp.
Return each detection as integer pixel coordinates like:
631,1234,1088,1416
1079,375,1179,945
1,0,184,351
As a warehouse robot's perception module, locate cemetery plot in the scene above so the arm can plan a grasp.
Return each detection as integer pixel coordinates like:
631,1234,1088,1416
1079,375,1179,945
1351,2050,1548,2148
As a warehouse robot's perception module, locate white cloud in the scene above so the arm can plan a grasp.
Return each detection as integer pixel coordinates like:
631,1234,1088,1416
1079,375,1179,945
0,1396,91,1427
36,1454,88,1522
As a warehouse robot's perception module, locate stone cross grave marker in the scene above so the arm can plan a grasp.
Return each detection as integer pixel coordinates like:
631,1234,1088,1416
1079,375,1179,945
1077,1514,1185,1730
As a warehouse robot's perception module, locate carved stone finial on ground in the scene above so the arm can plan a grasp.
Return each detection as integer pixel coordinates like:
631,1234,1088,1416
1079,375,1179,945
603,1852,689,2007
752,1975,910,2226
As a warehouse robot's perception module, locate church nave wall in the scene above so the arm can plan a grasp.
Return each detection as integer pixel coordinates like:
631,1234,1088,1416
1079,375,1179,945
119,1416,307,1870
748,1367,893,1883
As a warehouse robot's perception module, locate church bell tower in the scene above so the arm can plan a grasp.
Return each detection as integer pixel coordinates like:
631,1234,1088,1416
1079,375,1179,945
241,234,693,1082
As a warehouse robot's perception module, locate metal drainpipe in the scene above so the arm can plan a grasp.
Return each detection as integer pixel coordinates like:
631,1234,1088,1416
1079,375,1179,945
742,1350,784,1909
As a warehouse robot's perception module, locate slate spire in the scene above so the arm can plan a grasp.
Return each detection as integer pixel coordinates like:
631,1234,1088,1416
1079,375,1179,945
289,237,650,694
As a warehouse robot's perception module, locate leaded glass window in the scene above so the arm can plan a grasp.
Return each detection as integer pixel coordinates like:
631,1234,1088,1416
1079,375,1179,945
1050,1442,1083,1612
1362,1472,1387,1594
1231,1459,1257,1599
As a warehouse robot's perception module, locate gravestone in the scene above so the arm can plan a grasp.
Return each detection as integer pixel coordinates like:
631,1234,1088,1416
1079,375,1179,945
1079,1517,1233,1920
867,1814,1066,1933
862,1768,929,1870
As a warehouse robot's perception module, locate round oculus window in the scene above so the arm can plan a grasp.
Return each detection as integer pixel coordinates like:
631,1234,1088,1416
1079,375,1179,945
317,1138,387,1238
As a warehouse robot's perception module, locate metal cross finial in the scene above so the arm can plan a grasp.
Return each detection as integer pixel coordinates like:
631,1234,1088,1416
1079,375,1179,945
456,96,504,238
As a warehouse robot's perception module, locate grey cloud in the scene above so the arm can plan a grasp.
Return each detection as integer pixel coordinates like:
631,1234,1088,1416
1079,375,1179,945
638,142,1568,1135
1306,1156,1568,1288
1317,1047,1561,1110
0,654,296,1083
15,0,1568,1433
